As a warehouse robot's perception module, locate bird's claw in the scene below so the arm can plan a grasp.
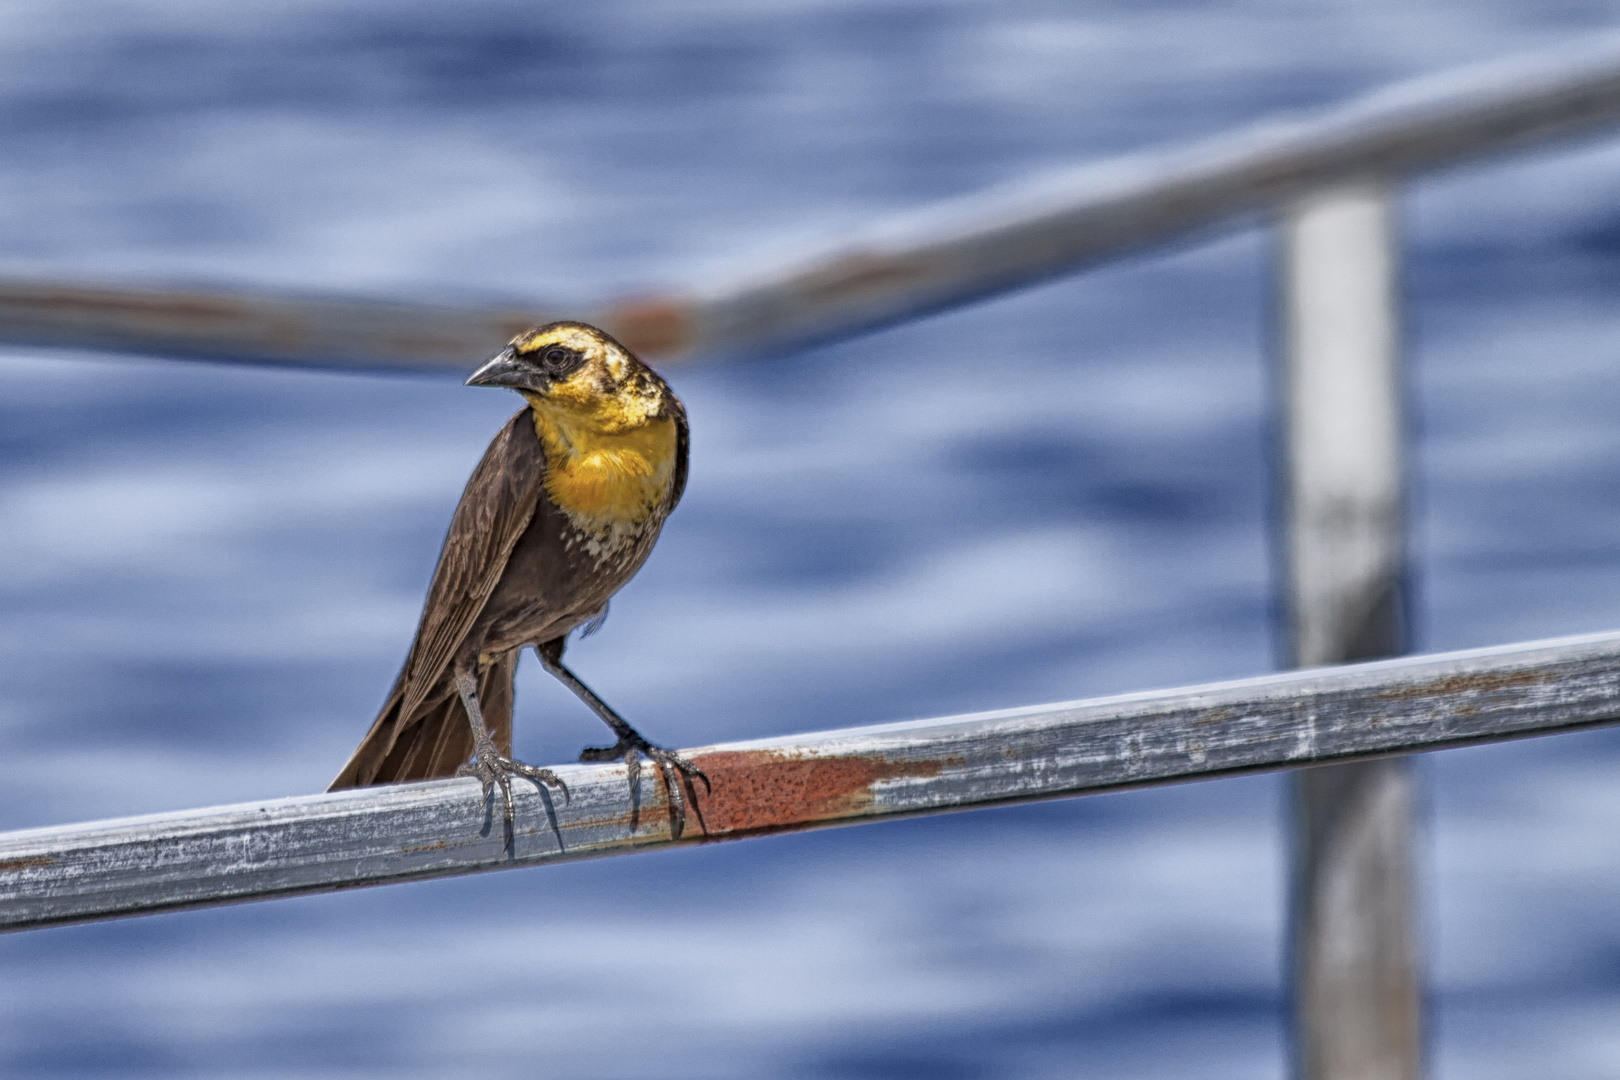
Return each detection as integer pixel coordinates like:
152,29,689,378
458,744,570,840
580,736,708,839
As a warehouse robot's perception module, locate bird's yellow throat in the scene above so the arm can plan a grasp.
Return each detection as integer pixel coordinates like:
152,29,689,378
524,399,677,529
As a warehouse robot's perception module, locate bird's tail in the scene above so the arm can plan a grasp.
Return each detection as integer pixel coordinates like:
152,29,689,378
327,651,516,790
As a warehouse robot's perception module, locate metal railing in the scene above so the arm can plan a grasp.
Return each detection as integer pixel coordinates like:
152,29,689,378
7,33,1620,1080
5,630,1620,934
7,36,1620,371
1280,181,1416,1078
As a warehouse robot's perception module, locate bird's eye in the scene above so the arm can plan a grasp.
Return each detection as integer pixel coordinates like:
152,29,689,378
542,346,575,369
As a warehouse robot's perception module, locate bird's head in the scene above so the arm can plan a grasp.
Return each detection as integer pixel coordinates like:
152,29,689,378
466,321,668,433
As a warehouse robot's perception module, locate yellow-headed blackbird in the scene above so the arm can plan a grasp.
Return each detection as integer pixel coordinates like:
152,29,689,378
328,321,705,836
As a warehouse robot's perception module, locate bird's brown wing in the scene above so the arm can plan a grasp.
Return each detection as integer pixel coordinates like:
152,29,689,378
344,648,517,787
328,408,544,789
666,391,690,510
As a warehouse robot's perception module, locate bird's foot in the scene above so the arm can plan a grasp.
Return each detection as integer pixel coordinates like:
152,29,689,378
458,741,570,841
580,733,709,839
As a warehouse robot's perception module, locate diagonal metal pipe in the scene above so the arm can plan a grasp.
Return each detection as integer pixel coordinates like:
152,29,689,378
3,628,1619,934
5,37,1620,369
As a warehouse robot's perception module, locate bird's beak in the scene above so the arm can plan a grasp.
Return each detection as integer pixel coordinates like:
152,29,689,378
465,347,533,390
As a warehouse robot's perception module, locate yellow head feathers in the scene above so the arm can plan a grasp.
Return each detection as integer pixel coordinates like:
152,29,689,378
504,323,666,433
467,322,682,542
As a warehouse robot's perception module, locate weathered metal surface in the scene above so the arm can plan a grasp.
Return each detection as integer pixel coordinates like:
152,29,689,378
1293,759,1419,1080
678,36,1620,357
0,279,559,371
1277,185,1420,1080
3,629,1620,932
1279,185,1406,673
8,37,1620,369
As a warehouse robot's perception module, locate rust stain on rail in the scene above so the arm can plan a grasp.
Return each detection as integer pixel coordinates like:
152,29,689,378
0,281,556,362
599,297,698,358
0,283,316,355
1375,667,1550,704
0,855,54,873
688,748,949,836
0,284,261,326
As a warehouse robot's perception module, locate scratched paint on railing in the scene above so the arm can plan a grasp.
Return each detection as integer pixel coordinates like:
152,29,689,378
4,629,1620,932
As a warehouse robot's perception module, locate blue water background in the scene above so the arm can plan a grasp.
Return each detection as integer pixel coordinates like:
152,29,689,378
5,2,1620,1076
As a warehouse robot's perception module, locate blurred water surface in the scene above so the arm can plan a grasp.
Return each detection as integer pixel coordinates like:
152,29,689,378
4,2,1620,1077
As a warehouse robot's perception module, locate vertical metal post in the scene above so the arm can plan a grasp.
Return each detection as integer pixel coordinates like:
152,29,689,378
1279,182,1421,1080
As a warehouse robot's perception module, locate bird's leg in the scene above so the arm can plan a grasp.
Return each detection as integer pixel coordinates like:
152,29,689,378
535,637,708,839
452,664,569,843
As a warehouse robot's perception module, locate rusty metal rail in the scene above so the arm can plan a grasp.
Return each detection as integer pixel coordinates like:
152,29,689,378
0,280,563,372
4,628,1619,932
8,35,1620,369
6,38,1620,1080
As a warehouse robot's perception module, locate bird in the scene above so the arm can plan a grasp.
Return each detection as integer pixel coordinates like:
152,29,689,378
328,320,706,839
